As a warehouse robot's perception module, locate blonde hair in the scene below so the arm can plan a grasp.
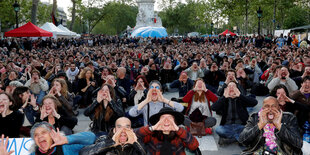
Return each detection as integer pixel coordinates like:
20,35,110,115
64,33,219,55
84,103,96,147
52,78,68,98
78,67,94,79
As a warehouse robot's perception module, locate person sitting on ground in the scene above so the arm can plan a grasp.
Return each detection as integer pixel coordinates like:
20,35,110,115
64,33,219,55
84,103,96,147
79,117,146,155
212,81,258,146
203,62,225,94
128,75,149,106
24,69,49,104
183,78,218,131
268,66,298,93
135,107,200,155
239,97,303,154
169,71,194,98
217,69,246,96
0,92,24,138
184,61,204,81
84,84,124,136
49,78,77,116
270,84,310,133
12,86,38,126
36,95,77,135
28,121,95,155
290,76,310,133
129,80,184,126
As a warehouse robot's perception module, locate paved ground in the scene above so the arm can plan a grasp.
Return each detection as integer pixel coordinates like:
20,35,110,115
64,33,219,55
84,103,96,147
70,91,265,155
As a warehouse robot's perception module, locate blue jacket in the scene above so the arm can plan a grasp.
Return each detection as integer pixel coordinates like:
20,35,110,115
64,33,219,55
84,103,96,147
31,132,96,155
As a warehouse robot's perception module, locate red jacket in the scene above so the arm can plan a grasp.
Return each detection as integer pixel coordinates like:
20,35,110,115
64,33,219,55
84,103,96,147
182,90,218,116
135,126,199,155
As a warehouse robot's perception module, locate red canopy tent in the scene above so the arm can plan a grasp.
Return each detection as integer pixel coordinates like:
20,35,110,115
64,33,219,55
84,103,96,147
4,22,53,37
219,29,236,36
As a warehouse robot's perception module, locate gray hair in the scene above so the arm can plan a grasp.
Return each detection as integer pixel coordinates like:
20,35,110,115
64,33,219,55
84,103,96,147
30,122,55,140
149,80,162,91
9,81,23,87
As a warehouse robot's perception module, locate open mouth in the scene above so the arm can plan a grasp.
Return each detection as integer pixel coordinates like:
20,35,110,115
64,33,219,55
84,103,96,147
39,140,48,149
281,73,286,77
152,91,157,96
268,113,274,120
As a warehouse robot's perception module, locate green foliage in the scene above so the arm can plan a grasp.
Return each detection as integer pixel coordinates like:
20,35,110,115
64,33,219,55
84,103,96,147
283,6,309,29
0,0,57,32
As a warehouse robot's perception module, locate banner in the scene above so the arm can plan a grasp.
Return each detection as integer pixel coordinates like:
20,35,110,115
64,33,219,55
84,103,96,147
0,138,34,155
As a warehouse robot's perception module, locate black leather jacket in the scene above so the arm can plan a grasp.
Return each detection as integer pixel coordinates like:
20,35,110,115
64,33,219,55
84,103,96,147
84,99,124,133
79,130,146,155
239,112,303,155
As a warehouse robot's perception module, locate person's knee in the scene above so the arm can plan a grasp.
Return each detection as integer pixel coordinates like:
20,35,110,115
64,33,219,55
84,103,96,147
204,117,217,128
215,126,226,136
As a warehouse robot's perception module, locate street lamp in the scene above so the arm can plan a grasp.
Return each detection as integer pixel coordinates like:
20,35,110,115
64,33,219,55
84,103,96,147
211,22,214,35
12,0,20,28
257,7,262,35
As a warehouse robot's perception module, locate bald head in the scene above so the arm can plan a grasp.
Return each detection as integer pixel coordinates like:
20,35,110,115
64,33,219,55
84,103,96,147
114,117,131,133
263,96,279,106
117,67,126,79
262,96,280,111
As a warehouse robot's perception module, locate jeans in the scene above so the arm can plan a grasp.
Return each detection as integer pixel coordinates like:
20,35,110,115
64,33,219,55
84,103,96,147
24,105,37,125
33,90,46,105
215,124,244,141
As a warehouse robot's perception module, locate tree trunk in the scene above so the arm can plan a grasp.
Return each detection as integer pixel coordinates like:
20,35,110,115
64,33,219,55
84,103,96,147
31,0,40,25
52,0,57,15
70,0,76,30
245,0,248,35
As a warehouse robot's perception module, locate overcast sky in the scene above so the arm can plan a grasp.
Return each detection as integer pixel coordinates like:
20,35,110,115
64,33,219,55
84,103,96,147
40,0,184,18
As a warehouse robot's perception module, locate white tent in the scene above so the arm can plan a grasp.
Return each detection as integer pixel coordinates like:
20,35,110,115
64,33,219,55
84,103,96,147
40,22,70,38
57,24,78,37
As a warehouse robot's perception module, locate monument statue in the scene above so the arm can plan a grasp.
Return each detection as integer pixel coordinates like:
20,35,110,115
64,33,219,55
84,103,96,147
135,0,163,28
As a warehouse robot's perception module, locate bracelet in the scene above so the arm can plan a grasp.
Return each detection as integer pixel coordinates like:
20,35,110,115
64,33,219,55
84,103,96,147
149,126,153,132
33,105,39,111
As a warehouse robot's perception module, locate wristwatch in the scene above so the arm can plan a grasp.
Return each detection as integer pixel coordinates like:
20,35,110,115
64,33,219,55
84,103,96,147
149,126,153,132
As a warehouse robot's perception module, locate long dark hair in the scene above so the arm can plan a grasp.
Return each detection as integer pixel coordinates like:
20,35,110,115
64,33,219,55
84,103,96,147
12,86,29,111
94,84,116,120
270,84,289,97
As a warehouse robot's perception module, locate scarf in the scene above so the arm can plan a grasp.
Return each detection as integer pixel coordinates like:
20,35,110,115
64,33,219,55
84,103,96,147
66,67,79,80
134,90,144,105
258,109,277,150
35,146,63,155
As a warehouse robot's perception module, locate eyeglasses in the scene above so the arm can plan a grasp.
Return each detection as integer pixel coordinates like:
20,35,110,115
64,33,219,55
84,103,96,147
150,86,160,90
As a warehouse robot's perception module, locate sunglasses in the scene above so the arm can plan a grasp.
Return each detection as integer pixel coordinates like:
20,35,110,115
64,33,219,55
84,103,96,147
150,86,160,90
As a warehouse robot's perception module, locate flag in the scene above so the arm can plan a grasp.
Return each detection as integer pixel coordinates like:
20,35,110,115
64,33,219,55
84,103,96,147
51,12,58,26
154,18,156,23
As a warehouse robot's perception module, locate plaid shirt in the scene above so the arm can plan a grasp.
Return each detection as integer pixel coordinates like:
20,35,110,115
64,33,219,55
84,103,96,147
135,126,199,155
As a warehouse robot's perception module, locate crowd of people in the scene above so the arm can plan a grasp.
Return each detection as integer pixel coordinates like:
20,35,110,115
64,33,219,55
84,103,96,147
0,33,310,154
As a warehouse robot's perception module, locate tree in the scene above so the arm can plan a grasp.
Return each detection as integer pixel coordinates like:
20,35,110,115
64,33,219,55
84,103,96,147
283,6,308,29
52,0,57,16
70,0,78,30
92,2,138,34
31,0,39,24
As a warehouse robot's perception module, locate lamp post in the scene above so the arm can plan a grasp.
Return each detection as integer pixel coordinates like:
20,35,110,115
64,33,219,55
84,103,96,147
13,0,20,28
257,7,262,35
211,22,214,35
